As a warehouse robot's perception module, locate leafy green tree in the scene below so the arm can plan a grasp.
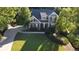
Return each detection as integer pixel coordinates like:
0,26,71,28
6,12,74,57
16,7,31,26
56,8,77,34
0,7,19,35
55,7,79,48
0,16,8,28
0,7,19,23
0,16,8,35
55,7,62,15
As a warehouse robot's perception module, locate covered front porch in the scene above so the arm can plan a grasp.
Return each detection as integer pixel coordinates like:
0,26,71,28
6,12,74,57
26,22,54,31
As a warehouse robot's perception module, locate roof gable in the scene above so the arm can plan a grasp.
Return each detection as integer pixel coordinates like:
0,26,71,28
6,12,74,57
31,16,41,23
49,12,58,17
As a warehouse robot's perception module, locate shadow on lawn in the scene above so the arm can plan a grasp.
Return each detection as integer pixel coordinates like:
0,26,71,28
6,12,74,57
13,33,60,51
21,39,59,51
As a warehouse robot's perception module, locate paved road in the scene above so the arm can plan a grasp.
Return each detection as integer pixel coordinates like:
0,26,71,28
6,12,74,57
0,25,22,51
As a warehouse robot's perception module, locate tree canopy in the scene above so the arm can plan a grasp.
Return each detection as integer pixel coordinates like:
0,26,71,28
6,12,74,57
16,7,31,25
55,7,79,49
0,7,19,35
0,7,31,35
0,7,19,23
56,8,78,33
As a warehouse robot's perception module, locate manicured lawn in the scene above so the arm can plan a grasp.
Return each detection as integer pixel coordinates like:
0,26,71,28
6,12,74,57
11,32,64,51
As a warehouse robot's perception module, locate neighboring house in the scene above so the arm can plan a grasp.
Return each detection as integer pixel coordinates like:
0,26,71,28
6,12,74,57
27,8,58,30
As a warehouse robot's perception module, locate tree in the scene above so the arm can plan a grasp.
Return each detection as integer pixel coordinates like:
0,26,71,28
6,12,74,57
55,7,79,49
0,16,8,35
0,7,19,35
0,7,19,23
16,7,31,26
55,7,62,15
56,8,77,34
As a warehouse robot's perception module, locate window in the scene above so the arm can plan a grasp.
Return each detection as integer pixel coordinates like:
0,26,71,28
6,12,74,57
40,12,47,20
42,16,47,20
50,16,56,23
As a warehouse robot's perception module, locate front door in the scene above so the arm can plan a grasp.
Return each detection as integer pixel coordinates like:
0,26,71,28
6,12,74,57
45,23,48,29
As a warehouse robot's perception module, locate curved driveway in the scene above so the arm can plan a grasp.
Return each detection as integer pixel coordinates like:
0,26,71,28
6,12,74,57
0,25,22,51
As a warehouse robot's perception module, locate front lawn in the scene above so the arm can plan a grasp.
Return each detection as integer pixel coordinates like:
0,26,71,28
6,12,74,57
11,32,64,51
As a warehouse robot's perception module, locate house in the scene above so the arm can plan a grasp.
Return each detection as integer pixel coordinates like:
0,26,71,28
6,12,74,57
27,8,58,31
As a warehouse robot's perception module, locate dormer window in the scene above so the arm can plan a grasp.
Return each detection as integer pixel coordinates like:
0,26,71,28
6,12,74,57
40,12,47,20
42,17,47,20
48,12,57,23
49,15,56,23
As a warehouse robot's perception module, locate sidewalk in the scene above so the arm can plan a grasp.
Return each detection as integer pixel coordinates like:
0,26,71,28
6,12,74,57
63,42,75,51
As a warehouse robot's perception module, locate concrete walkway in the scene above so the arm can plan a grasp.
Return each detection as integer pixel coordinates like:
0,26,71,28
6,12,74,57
63,42,75,51
0,25,22,51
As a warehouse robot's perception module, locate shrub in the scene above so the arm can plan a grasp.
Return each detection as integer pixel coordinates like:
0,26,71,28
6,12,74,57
45,26,55,36
56,35,69,45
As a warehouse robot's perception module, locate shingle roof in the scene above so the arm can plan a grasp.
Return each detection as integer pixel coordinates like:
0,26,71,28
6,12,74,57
31,8,55,19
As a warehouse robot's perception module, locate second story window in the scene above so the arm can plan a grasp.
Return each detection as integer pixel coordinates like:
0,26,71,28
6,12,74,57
40,12,47,20
50,15,56,23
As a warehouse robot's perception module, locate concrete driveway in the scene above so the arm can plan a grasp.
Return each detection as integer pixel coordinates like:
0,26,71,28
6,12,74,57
0,25,22,51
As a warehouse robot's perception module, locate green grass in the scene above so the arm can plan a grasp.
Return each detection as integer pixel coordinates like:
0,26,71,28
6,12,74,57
11,32,64,51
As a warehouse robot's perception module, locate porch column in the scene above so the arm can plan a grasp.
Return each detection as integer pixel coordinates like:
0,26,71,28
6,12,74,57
48,23,50,28
38,23,41,30
32,23,34,28
43,23,45,29
36,23,38,28
29,24,31,29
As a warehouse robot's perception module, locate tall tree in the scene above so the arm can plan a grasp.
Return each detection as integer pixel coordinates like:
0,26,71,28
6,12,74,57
0,7,19,35
16,7,31,26
0,7,19,23
56,8,77,34
56,7,79,48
